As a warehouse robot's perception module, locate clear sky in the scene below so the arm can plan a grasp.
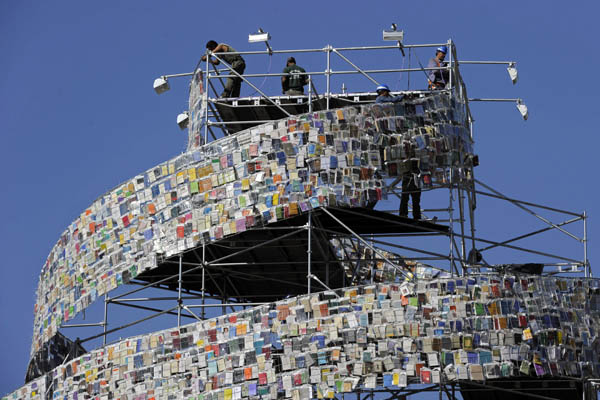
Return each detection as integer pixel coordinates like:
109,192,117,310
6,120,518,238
1,0,598,396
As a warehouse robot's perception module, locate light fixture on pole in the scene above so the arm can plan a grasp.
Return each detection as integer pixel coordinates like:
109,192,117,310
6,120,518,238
383,23,405,56
516,99,528,121
248,28,273,55
507,62,518,84
176,111,189,130
153,76,170,94
459,60,519,85
469,97,529,121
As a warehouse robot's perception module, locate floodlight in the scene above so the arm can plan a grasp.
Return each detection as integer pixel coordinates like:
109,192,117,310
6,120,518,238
516,99,528,121
507,62,518,84
153,76,170,94
176,111,189,130
248,28,273,55
248,28,270,43
382,28,404,42
383,24,405,56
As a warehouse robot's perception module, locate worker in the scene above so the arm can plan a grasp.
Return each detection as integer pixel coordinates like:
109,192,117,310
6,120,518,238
282,57,308,95
427,46,449,89
375,84,403,103
399,170,421,220
202,40,246,98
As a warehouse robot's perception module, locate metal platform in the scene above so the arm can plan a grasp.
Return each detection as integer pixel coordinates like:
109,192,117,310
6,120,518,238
134,207,448,303
459,377,593,400
213,92,382,134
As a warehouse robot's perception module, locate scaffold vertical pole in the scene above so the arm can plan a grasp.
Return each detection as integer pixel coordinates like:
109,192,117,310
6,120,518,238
458,184,467,273
204,51,210,145
202,242,206,319
307,211,312,294
326,46,331,110
467,118,478,263
308,76,313,113
448,39,453,89
449,168,456,275
103,294,108,346
407,47,411,90
584,210,589,277
177,254,182,328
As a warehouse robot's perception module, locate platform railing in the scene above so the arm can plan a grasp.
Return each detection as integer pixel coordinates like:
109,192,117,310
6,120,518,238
187,41,459,144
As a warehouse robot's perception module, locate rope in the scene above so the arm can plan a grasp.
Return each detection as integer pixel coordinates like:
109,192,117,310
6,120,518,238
246,53,273,97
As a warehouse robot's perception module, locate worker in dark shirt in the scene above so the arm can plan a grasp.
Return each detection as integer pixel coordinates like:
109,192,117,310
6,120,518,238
375,84,403,103
374,83,421,219
427,46,449,90
400,171,421,220
282,57,308,95
202,40,246,98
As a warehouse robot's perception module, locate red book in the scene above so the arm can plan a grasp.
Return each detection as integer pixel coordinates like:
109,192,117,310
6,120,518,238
259,372,267,385
519,315,528,327
491,285,500,297
293,373,302,385
421,368,431,383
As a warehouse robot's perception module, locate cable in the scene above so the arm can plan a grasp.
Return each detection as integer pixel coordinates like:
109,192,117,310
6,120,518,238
246,53,273,97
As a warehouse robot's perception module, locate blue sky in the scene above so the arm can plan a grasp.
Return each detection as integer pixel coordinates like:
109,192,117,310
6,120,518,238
1,1,598,396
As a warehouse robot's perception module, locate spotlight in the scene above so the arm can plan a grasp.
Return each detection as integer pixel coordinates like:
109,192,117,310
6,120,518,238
248,28,272,55
516,99,528,121
382,27,404,42
507,62,518,84
248,29,270,43
177,111,189,130
382,24,405,56
153,76,170,94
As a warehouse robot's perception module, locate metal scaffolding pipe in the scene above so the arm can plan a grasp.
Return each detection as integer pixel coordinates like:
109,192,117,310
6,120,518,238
475,178,582,242
320,208,412,278
80,306,179,345
209,52,292,117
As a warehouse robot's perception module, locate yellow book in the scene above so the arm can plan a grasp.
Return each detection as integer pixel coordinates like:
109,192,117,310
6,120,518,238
242,178,250,191
176,171,185,185
188,168,197,181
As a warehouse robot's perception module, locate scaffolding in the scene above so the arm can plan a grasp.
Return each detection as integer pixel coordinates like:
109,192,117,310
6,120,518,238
13,38,598,400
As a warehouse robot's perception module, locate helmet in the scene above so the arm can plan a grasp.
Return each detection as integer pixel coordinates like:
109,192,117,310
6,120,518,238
376,84,390,93
436,46,448,54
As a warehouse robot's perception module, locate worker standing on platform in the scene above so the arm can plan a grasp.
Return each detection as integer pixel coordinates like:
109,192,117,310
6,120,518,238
427,46,449,89
202,40,246,98
375,84,403,103
400,171,421,220
282,57,308,95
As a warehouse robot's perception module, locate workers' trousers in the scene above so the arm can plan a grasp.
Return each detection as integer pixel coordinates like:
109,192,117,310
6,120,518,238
400,174,421,220
223,61,246,98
